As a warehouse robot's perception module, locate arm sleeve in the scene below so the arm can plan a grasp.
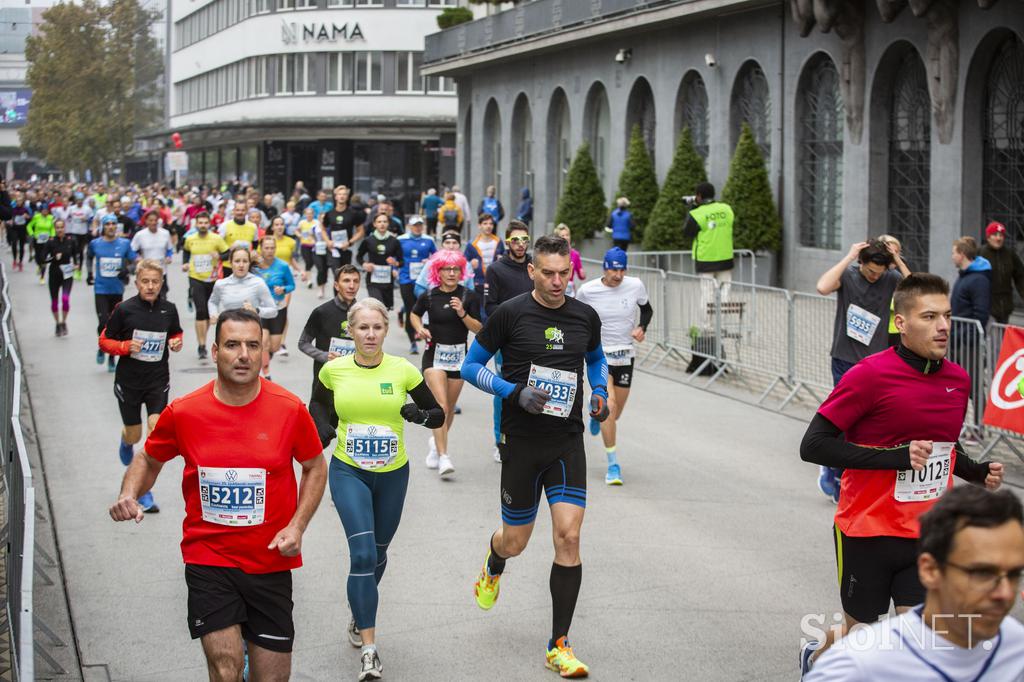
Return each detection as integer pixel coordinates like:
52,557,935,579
406,377,445,429
208,282,222,318
282,266,296,294
142,405,180,462
298,329,329,365
682,213,700,242
585,346,609,399
461,339,518,398
255,280,278,319
638,302,654,331
799,413,912,470
953,443,990,484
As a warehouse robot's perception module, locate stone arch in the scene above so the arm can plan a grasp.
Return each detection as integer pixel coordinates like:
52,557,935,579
510,93,534,205
583,81,612,195
675,70,709,160
482,98,502,191
547,87,572,205
796,52,844,250
730,60,771,161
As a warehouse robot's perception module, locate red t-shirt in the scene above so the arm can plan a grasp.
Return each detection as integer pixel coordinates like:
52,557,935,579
818,347,969,539
145,379,323,573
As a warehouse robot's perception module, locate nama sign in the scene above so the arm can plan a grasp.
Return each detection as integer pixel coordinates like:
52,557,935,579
281,20,364,44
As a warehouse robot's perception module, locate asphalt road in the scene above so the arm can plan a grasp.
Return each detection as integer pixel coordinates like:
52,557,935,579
8,260,1021,681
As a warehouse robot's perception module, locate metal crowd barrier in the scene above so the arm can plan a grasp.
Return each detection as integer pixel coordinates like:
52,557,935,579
0,262,34,681
616,249,757,285
575,255,1024,463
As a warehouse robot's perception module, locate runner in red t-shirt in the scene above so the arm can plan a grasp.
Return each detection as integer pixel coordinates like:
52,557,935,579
109,308,326,681
797,273,1004,677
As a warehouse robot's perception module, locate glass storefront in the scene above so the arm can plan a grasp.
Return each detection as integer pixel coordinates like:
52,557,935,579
353,141,438,215
239,144,259,187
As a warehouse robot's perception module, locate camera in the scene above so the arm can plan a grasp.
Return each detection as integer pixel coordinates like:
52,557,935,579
615,48,632,64
704,53,716,68
682,195,697,206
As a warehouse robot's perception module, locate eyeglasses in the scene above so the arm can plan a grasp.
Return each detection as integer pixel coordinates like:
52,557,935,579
439,266,462,273
507,236,530,245
945,561,1024,592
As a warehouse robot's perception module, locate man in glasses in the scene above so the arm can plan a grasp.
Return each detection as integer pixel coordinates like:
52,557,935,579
806,484,1024,679
798,273,1005,678
483,220,534,462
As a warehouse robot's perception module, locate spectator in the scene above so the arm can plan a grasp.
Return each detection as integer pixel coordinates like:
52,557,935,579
261,194,279,222
451,184,472,232
606,196,635,250
422,188,444,236
477,185,505,225
807,485,1024,681
465,213,504,290
877,234,909,347
309,189,332,219
979,221,1024,324
514,186,533,226
951,236,992,443
814,239,907,501
682,183,735,296
439,192,463,234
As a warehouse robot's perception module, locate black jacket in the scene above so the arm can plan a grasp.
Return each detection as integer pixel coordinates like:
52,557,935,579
484,254,533,317
979,244,1024,322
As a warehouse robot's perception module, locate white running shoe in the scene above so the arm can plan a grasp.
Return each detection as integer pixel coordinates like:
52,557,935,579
438,454,455,477
347,619,361,648
492,447,502,463
425,437,439,468
358,649,383,681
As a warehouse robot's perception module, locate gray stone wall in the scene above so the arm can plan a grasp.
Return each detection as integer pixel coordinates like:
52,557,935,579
448,1,1023,293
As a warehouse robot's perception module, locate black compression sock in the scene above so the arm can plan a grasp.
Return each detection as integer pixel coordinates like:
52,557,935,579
487,534,507,576
550,562,582,646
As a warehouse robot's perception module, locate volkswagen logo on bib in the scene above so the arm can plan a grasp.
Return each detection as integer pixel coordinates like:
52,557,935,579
553,370,561,380
226,470,238,482
368,426,377,436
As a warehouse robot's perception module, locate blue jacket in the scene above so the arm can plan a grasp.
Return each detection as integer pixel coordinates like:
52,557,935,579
607,208,635,241
952,256,992,326
398,233,437,284
515,188,532,225
421,194,443,219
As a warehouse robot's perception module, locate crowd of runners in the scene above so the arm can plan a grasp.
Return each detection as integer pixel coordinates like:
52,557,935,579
2,177,1023,681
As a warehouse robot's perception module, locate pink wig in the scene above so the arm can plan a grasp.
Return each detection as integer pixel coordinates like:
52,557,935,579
426,248,467,287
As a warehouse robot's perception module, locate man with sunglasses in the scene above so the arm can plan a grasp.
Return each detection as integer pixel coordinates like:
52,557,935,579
806,484,1024,680
484,221,534,463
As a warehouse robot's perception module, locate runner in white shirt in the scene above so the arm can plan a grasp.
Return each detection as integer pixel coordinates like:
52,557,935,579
65,195,95,279
806,484,1024,681
574,247,653,486
130,210,174,296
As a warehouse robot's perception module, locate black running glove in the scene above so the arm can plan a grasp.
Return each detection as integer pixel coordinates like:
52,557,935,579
400,402,427,425
513,384,550,415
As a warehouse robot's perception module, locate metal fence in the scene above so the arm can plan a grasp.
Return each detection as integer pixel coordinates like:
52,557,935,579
0,261,34,681
578,258,1024,462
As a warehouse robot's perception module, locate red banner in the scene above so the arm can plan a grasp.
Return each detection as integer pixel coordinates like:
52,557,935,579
983,325,1024,434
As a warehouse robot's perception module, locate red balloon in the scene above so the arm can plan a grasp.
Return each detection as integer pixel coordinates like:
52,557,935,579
171,132,183,149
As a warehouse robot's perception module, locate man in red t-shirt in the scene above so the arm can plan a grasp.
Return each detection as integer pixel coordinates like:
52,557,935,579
109,308,326,681
797,273,1004,676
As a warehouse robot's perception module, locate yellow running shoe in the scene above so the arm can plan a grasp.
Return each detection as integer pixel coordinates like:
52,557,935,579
474,553,501,610
545,637,589,678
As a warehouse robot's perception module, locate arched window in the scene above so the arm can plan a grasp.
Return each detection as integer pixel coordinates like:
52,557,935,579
482,99,502,191
625,77,656,164
731,61,771,161
677,71,709,159
888,50,931,268
983,35,1024,246
548,89,571,202
511,94,534,201
584,83,611,192
798,54,844,249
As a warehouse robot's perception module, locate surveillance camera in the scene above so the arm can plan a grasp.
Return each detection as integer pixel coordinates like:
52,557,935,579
705,53,716,68
615,48,631,64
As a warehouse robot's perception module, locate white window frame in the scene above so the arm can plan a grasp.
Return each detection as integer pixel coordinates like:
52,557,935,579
277,0,295,9
327,0,353,6
354,51,381,93
427,0,456,6
296,0,317,8
254,0,271,14
355,0,383,7
278,54,293,94
397,0,426,6
295,53,315,94
395,51,423,94
327,52,354,93
426,75,456,94
253,56,269,96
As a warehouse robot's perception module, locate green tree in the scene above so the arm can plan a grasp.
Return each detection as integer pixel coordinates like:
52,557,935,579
614,125,659,243
642,127,708,250
22,0,163,176
722,123,782,252
437,6,473,28
553,142,606,243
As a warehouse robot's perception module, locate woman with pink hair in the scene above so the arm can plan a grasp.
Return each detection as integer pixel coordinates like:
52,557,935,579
409,248,483,478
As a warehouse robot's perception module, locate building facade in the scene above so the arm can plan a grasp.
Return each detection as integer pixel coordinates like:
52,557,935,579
422,0,1024,291
163,0,467,212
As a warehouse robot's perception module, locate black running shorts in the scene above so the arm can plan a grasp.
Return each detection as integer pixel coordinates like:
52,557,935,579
189,278,215,322
185,564,294,652
609,359,635,388
263,306,288,336
500,432,587,526
114,381,169,427
833,526,923,624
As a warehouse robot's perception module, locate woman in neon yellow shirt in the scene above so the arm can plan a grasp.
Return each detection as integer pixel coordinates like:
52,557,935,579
297,207,318,286
317,298,443,680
